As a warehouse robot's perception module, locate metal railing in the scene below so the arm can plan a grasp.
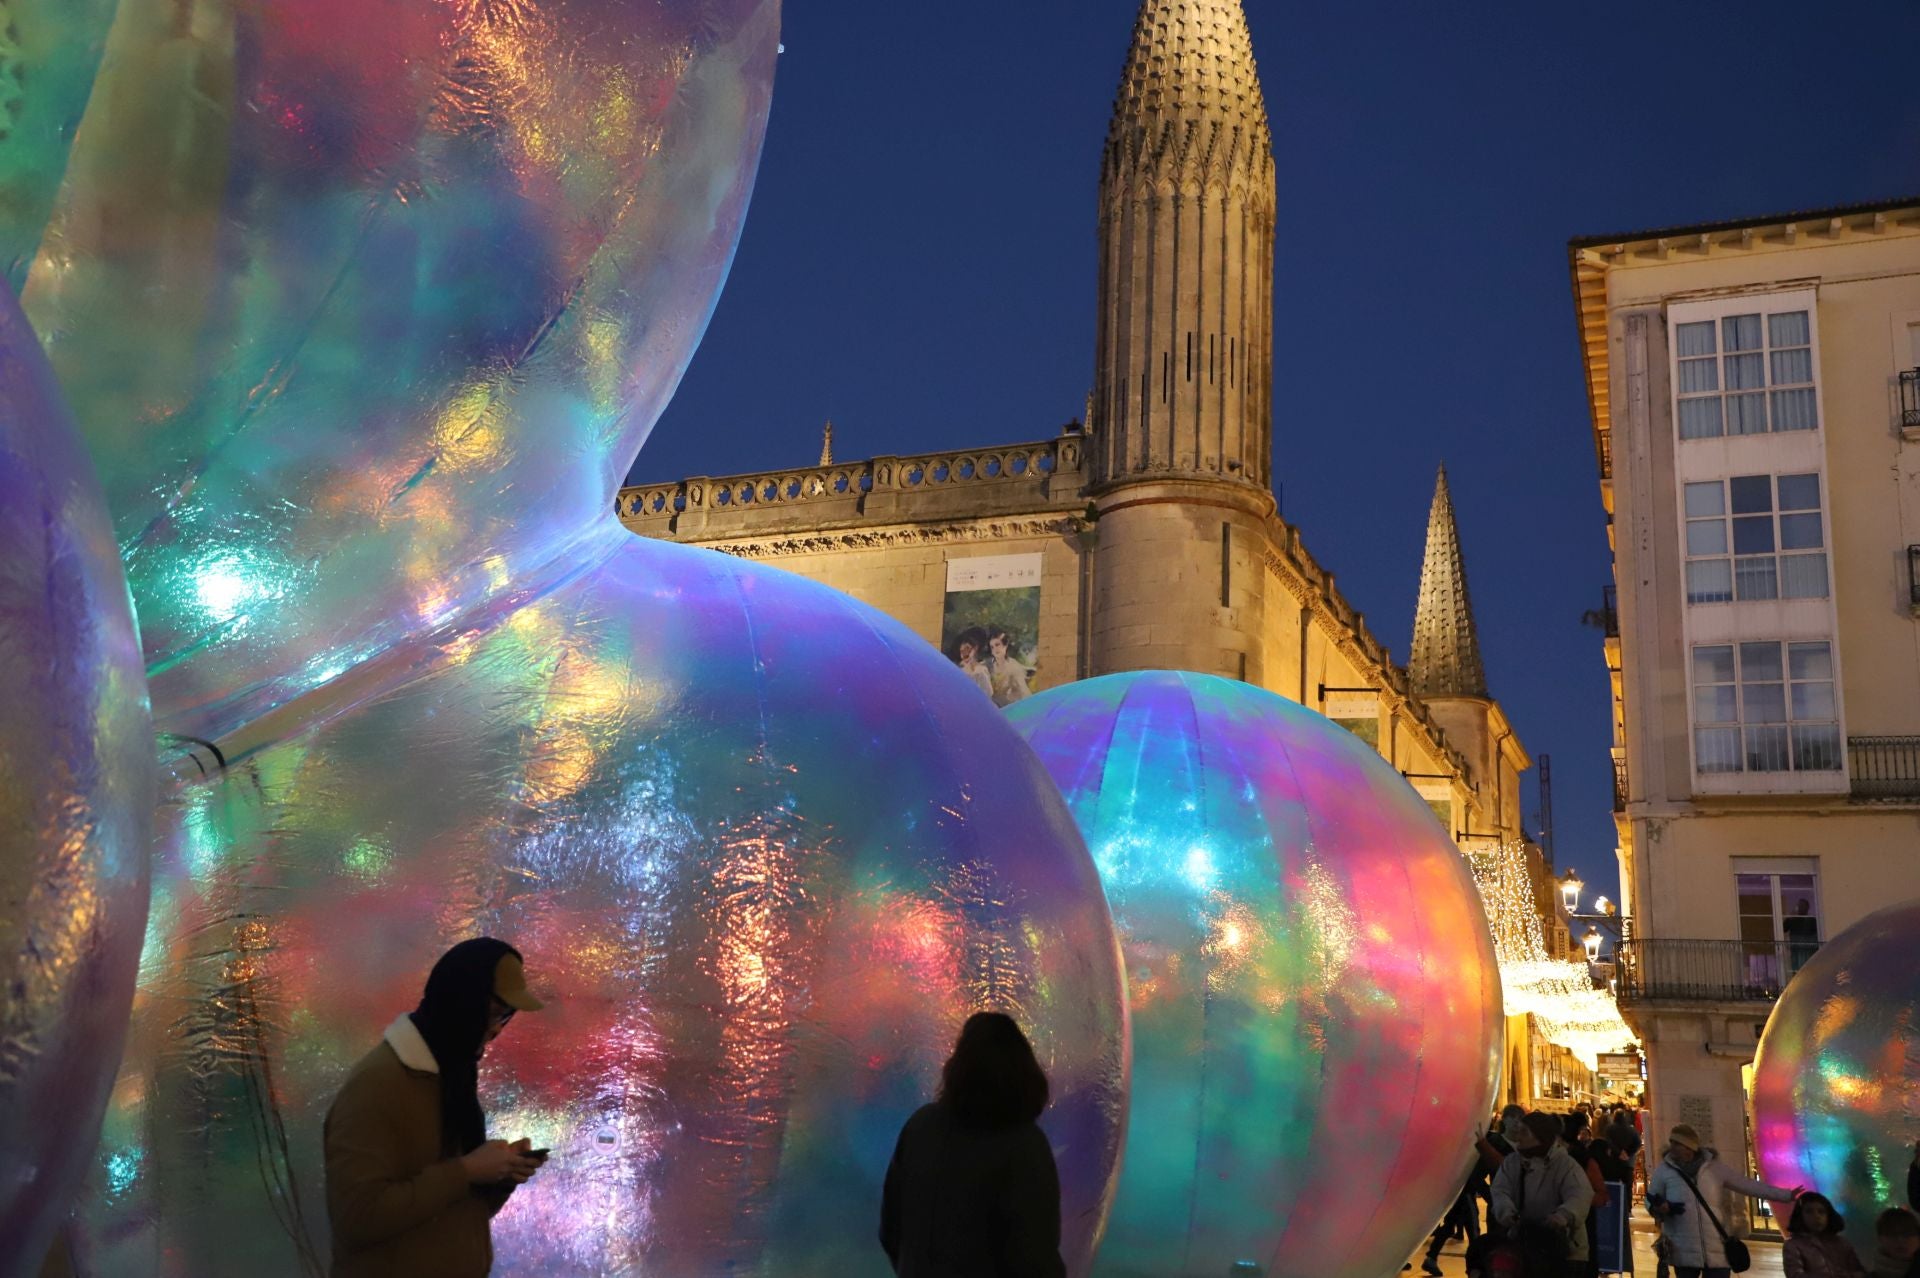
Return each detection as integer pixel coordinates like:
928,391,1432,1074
1614,938,1819,1003
1849,735,1920,798
1612,756,1629,811
1901,368,1919,430
1583,584,1619,638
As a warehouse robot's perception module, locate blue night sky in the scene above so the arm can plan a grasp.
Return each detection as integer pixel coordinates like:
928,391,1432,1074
634,1,1920,901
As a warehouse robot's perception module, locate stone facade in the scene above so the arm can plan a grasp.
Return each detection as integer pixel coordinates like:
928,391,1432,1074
619,424,1529,846
1571,195,1920,1215
620,0,1534,850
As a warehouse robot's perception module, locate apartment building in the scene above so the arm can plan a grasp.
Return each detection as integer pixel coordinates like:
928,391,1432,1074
1570,196,1920,1220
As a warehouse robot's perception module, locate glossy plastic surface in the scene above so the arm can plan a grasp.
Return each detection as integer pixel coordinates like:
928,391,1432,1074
4,0,778,743
72,533,1127,1278
0,281,155,1278
1007,671,1502,1278
1753,900,1920,1256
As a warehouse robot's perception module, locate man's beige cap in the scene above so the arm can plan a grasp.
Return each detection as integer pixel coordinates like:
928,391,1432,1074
494,952,544,1011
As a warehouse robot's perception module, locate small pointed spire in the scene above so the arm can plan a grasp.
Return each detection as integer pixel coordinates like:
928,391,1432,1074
1108,0,1272,167
1408,465,1489,699
819,420,834,468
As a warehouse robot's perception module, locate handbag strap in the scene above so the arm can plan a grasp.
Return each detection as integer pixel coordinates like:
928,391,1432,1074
1678,1168,1734,1243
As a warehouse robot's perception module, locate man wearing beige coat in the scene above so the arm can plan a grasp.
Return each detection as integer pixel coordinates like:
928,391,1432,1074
324,938,547,1277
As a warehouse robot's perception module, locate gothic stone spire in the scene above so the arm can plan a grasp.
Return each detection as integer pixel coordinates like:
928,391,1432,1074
1409,465,1490,699
1107,0,1272,165
819,419,834,467
1092,0,1276,491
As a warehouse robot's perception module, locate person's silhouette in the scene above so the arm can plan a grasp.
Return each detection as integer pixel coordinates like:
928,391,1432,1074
879,1012,1065,1277
324,938,546,1277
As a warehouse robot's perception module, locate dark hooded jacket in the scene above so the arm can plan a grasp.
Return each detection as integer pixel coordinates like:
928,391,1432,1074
323,940,522,1277
879,1102,1065,1278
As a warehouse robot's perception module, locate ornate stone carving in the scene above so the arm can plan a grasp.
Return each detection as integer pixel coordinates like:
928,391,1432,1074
617,437,1084,525
1408,465,1490,699
1094,0,1276,491
696,517,1086,560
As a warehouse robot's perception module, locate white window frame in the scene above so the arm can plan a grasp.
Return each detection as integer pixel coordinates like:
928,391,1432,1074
1668,288,1847,796
1682,471,1829,606
1732,861,1823,989
1690,638,1842,776
1672,302,1820,439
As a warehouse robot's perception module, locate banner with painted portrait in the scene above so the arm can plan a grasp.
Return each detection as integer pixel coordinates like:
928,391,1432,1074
942,553,1041,708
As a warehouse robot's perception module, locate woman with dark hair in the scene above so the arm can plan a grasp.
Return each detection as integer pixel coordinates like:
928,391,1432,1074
879,1012,1065,1277
986,628,1032,706
1783,1193,1865,1278
324,938,547,1277
951,627,995,699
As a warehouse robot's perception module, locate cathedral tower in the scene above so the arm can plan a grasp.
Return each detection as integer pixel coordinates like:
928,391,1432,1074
1092,0,1275,489
1408,465,1490,699
1088,0,1279,681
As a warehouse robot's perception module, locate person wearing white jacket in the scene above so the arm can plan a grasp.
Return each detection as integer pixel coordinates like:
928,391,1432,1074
1646,1123,1801,1278
1490,1112,1595,1273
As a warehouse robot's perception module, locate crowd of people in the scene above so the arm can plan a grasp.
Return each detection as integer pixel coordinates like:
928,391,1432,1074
315,942,1920,1278
1420,1099,1920,1278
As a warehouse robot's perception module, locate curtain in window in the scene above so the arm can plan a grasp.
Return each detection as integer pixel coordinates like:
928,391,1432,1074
1780,553,1828,599
1771,387,1817,431
1679,399,1723,439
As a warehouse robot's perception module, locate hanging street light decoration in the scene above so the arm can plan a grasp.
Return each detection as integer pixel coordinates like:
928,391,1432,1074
1469,840,1638,1069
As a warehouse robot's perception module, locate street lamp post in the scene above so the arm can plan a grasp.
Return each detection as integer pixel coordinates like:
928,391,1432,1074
1560,871,1625,966
1559,869,1583,915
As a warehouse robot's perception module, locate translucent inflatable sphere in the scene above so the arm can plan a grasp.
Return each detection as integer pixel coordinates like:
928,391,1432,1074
0,283,155,1277
0,0,778,744
1753,900,1920,1256
1005,672,1502,1278
69,533,1127,1278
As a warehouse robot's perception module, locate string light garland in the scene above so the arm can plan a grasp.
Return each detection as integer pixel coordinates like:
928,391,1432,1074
1468,840,1638,1069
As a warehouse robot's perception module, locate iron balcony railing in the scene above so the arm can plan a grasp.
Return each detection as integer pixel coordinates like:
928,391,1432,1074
1612,757,1628,812
1901,368,1919,430
1583,584,1620,638
1849,735,1920,798
1613,938,1820,1004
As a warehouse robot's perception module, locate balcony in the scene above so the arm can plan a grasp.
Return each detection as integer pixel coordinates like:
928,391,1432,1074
1848,735,1920,798
1583,584,1619,638
1614,938,1818,1004
1612,756,1628,811
1902,368,1919,434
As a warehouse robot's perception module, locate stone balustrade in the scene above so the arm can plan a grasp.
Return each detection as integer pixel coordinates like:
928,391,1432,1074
618,435,1088,529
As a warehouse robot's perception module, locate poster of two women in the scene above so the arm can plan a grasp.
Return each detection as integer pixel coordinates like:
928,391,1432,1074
941,554,1041,708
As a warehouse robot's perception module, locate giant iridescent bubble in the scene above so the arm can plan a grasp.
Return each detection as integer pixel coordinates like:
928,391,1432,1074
1005,671,1502,1278
0,0,778,745
0,281,155,1276
1753,899,1920,1257
69,531,1128,1278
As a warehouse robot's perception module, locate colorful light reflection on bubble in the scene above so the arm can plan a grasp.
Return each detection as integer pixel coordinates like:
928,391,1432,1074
1005,672,1502,1278
0,0,779,746
1753,900,1920,1257
0,282,155,1277
69,532,1127,1278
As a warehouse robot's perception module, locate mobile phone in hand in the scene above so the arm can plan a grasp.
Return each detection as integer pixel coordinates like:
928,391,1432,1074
527,1148,550,1162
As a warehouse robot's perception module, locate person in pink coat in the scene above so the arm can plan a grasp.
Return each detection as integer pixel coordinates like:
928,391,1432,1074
1783,1193,1865,1278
